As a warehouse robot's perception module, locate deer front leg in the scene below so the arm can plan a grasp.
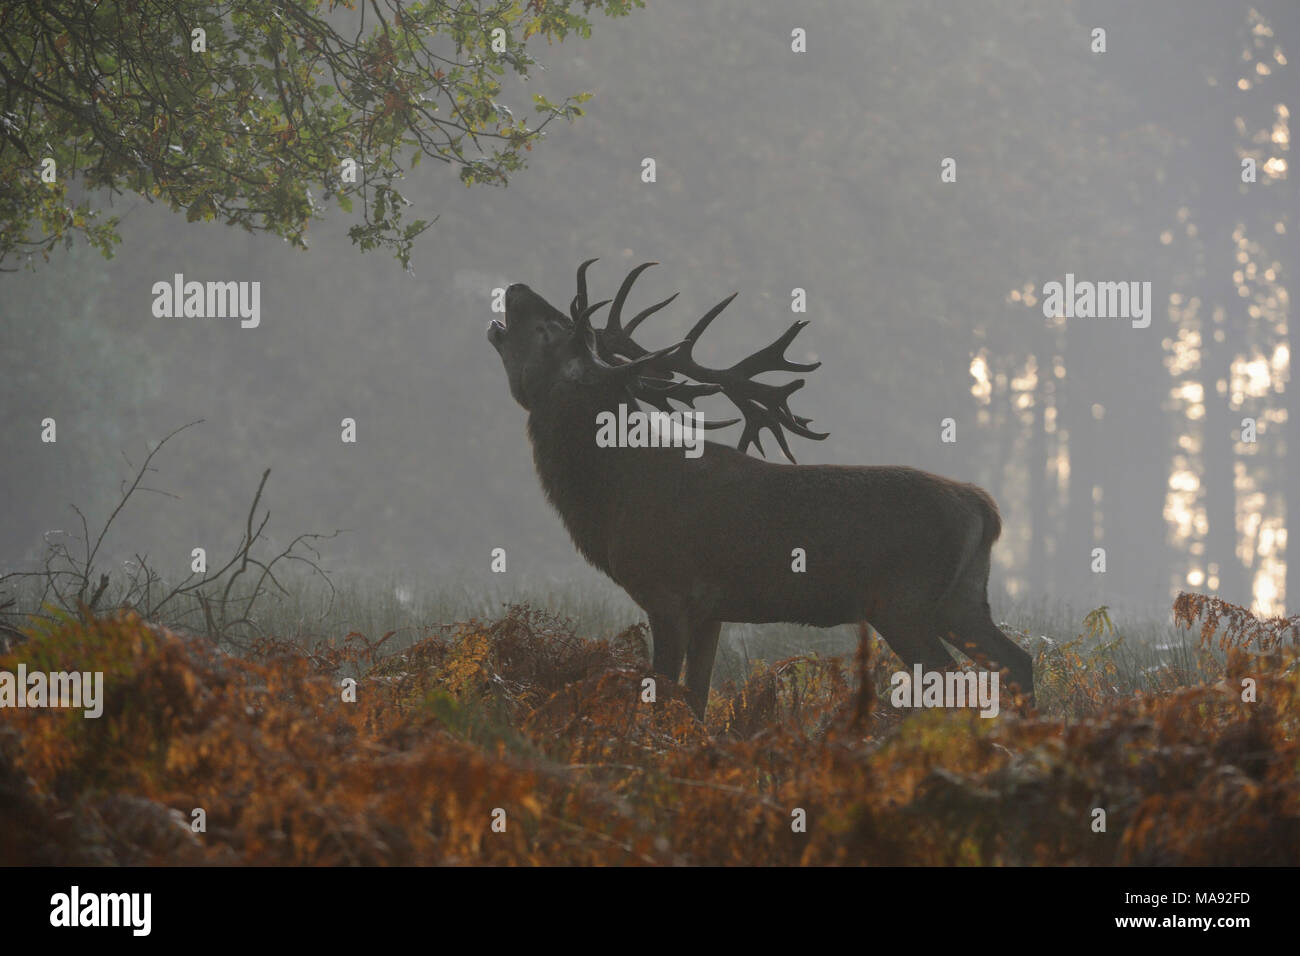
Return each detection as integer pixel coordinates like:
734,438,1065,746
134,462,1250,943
683,621,722,719
649,613,719,719
648,611,689,689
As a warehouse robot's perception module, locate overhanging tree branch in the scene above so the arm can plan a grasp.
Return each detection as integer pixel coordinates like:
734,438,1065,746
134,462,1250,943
0,0,643,268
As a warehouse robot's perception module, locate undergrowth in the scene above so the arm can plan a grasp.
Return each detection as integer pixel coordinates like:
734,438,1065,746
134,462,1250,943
1,596,1296,865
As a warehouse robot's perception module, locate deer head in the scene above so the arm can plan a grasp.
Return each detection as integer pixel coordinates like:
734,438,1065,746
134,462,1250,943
488,259,828,461
486,283,578,411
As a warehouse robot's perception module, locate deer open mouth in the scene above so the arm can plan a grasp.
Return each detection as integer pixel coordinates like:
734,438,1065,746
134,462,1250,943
487,317,506,347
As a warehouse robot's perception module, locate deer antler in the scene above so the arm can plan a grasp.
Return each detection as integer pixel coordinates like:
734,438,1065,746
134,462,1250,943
571,260,828,463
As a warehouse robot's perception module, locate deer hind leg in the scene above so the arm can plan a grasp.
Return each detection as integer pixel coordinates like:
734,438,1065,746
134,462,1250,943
871,611,958,676
938,555,1035,708
942,611,1035,710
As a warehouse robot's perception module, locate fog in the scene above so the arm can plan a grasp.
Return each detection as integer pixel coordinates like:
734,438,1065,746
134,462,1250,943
2,0,1295,627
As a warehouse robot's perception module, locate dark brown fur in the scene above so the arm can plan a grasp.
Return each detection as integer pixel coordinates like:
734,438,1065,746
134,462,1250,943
491,271,1034,717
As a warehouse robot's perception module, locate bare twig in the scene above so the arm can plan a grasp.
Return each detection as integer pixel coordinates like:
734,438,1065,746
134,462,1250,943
3,422,338,647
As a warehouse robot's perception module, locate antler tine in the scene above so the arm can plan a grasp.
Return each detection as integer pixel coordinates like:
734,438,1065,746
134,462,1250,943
599,291,678,365
731,320,822,376
682,292,740,345
634,379,738,430
635,377,723,407
571,257,599,321
595,261,679,363
574,298,612,338
624,292,680,337
733,379,828,462
604,339,690,383
573,260,658,365
608,262,658,332
646,293,829,463
591,262,679,372
579,262,829,463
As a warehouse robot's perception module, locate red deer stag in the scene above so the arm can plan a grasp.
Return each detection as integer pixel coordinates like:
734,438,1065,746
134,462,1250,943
488,260,1034,718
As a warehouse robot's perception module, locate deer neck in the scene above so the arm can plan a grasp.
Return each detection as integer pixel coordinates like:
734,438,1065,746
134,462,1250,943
526,384,630,572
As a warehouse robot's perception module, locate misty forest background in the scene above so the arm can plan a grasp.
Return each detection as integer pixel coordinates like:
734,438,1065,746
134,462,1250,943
2,0,1296,674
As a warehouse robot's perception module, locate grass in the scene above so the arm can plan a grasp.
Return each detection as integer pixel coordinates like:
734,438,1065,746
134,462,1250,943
4,567,1210,687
